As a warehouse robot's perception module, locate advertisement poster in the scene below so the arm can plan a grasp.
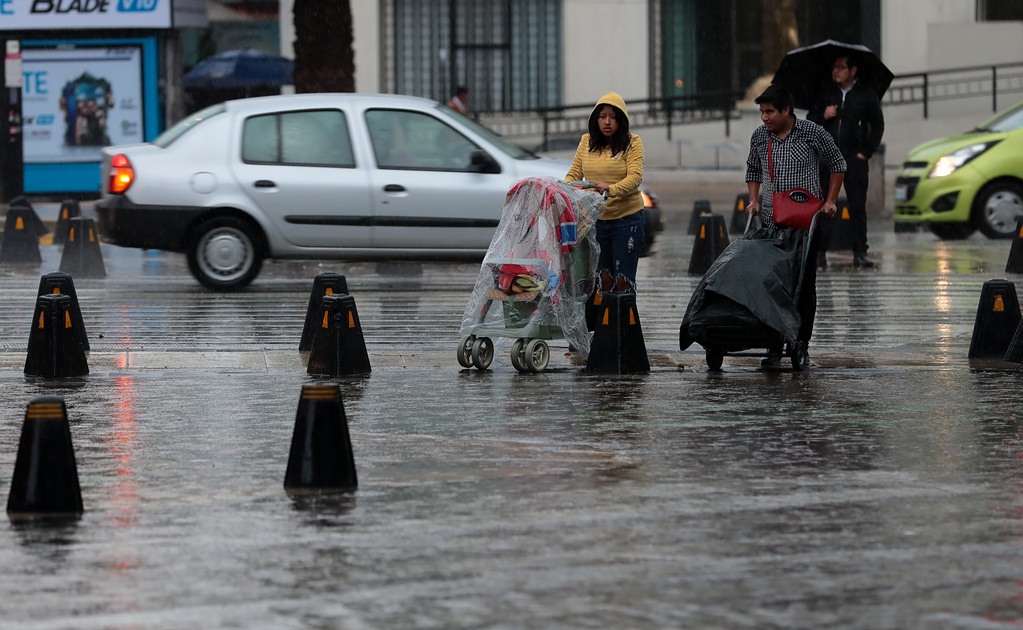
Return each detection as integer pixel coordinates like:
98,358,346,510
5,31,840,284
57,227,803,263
22,45,145,163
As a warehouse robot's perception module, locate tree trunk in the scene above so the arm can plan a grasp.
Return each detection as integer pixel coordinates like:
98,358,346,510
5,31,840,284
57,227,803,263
293,0,356,93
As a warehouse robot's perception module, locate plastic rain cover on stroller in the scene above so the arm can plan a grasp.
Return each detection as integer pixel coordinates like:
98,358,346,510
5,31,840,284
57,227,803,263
457,177,603,372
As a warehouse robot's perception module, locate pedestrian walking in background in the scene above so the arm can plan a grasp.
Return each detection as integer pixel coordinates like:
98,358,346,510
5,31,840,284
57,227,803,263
808,53,885,268
746,84,846,367
448,86,469,115
564,91,645,293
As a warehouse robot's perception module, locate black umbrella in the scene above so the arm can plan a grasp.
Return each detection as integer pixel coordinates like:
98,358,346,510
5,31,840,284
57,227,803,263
184,49,294,91
772,40,894,111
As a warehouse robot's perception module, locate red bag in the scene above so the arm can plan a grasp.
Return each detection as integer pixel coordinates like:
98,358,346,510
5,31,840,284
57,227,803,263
768,136,822,231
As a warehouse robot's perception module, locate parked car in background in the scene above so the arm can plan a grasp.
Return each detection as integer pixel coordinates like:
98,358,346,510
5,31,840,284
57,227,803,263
893,99,1023,239
95,93,661,291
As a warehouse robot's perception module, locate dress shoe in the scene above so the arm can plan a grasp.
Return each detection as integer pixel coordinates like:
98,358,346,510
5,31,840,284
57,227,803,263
795,341,810,369
816,253,827,270
761,347,783,368
853,253,874,268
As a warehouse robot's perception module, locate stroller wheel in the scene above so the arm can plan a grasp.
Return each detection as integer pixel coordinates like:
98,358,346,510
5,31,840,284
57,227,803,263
456,335,475,368
471,336,494,370
510,338,527,372
705,349,724,371
523,339,550,372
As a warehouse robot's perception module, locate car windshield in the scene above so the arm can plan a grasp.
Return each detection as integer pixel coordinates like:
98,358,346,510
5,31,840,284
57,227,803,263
435,105,537,160
154,104,227,147
977,102,1023,133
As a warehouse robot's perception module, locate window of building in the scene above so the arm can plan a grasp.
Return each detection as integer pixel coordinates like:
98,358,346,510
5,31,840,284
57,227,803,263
384,0,562,112
242,110,354,168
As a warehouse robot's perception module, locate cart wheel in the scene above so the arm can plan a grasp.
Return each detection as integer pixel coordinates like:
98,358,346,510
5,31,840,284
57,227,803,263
457,335,475,368
471,336,494,370
523,339,550,372
510,338,527,372
706,350,724,371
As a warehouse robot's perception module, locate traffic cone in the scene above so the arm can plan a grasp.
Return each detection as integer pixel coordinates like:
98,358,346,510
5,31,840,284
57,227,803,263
6,396,84,518
59,217,106,278
284,384,357,493
1005,217,1023,274
687,199,713,235
53,199,82,245
688,213,730,275
24,294,89,377
0,205,42,265
299,272,350,351
585,291,650,373
730,192,751,234
827,197,856,250
968,279,1022,359
37,272,90,352
307,294,371,376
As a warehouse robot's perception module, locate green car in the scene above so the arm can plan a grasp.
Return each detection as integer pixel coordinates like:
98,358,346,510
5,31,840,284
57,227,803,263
894,100,1023,239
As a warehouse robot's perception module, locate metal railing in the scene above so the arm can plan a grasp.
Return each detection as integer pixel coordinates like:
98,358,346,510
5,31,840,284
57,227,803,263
484,61,1023,150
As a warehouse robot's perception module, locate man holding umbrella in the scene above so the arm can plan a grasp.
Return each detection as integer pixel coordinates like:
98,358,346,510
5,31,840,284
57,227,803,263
808,53,885,268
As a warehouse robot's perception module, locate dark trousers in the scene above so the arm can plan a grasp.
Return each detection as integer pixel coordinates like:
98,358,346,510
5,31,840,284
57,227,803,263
818,155,870,256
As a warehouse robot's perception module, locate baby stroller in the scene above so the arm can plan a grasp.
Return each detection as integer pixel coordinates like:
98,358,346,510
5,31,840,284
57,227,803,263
679,210,823,371
457,177,603,372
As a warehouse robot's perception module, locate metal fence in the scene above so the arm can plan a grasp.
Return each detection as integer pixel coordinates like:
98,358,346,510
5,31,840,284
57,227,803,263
485,61,1023,150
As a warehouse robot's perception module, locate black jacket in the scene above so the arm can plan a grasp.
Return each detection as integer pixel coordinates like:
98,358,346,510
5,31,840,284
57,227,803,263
807,81,885,159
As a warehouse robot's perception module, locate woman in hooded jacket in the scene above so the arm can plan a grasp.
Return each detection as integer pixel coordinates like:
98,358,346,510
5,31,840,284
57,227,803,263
565,92,646,293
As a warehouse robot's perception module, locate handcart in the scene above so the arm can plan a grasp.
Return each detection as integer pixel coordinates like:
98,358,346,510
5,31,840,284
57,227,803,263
457,177,604,372
679,209,824,371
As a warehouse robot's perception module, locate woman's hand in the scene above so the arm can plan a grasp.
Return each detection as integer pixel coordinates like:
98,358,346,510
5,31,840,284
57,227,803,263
747,199,761,215
593,182,610,195
822,200,838,218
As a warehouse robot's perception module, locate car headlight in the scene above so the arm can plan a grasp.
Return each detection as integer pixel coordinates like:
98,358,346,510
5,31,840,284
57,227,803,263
929,141,1000,178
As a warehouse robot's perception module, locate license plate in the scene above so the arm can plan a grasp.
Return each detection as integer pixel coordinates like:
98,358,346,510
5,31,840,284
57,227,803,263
894,184,908,201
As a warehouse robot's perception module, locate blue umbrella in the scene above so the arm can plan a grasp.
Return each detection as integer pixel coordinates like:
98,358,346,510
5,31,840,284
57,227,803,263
184,49,294,90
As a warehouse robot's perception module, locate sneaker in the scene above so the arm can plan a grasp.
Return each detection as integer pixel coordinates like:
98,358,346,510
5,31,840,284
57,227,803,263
853,253,874,268
760,348,783,368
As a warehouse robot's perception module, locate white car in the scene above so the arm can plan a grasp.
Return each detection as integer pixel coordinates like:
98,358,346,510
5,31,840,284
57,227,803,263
95,93,582,290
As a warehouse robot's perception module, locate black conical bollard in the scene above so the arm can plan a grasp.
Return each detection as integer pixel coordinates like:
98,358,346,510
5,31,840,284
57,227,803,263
7,397,84,518
9,196,48,237
0,205,43,265
284,384,358,493
687,199,713,235
37,272,90,352
59,217,106,278
968,279,1022,359
24,294,89,377
688,213,730,275
826,197,856,251
53,199,82,245
730,192,751,234
585,291,650,373
1004,318,1023,363
299,272,350,351
307,293,372,376
1006,217,1023,274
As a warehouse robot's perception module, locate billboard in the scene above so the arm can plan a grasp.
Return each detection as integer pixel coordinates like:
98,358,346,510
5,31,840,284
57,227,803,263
22,45,145,163
0,0,174,29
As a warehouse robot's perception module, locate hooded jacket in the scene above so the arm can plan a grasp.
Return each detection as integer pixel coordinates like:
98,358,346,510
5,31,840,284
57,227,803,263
564,92,645,221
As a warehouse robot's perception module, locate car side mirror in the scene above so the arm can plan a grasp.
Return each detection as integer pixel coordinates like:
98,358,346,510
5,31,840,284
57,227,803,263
471,150,500,174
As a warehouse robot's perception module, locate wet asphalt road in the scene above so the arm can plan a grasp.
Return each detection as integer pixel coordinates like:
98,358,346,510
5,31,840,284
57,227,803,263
2,199,1023,628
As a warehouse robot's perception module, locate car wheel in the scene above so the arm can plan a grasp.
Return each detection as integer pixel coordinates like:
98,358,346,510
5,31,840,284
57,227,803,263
929,222,975,240
187,215,264,291
975,181,1023,239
